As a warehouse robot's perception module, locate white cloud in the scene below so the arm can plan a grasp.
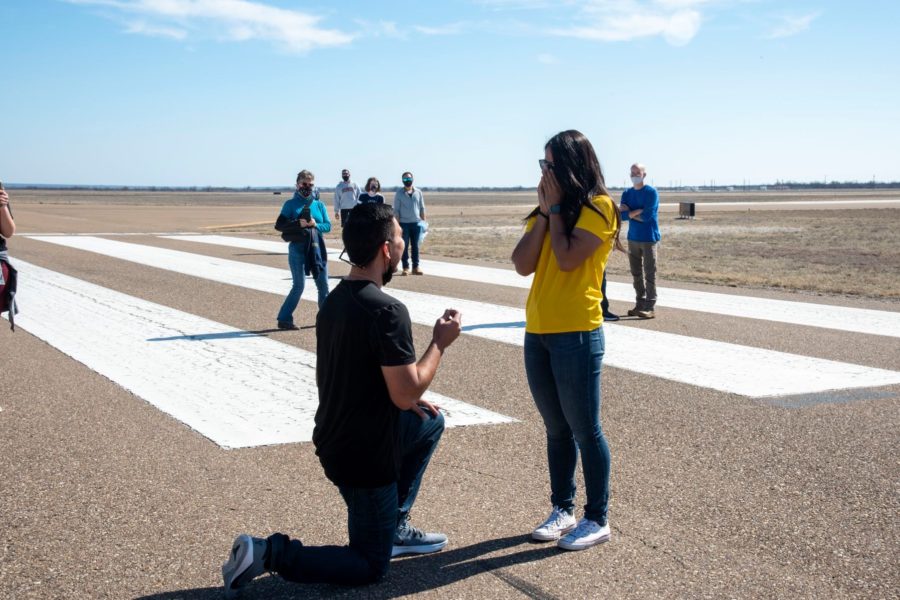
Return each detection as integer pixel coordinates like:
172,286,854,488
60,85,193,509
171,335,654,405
124,20,187,39
479,0,726,46
64,0,354,52
563,0,708,45
413,22,468,36
353,18,406,39
766,12,820,39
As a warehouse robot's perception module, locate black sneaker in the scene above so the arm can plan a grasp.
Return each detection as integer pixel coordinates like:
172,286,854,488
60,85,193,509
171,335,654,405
222,535,268,599
603,312,620,322
277,321,299,330
392,520,448,557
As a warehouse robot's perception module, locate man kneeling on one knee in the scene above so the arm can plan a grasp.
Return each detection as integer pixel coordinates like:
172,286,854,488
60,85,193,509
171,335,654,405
222,203,462,596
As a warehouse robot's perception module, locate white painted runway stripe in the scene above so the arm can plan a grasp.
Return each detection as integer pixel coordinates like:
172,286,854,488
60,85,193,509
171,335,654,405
27,236,900,397
163,234,900,339
10,259,515,449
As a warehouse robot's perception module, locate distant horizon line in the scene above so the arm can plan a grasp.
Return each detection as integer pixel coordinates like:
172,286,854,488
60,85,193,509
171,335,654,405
4,180,900,193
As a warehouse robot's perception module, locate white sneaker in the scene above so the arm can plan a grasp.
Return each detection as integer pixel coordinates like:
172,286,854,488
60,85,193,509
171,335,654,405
531,507,576,541
557,518,610,550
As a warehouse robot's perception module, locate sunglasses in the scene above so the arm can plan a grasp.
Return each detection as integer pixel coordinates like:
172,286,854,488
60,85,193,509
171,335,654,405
538,159,553,171
338,241,391,269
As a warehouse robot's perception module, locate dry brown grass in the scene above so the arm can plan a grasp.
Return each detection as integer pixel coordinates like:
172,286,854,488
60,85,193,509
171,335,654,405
234,206,900,301
13,188,900,301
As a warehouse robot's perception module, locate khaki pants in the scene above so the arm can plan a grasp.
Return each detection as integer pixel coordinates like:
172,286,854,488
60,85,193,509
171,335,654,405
627,241,658,310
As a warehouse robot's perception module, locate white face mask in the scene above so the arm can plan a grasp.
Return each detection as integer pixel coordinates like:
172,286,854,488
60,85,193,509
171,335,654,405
631,176,643,186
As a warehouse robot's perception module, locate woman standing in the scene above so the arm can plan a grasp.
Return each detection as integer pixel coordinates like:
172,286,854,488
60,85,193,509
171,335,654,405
511,130,621,551
274,170,331,330
359,177,385,205
0,182,18,329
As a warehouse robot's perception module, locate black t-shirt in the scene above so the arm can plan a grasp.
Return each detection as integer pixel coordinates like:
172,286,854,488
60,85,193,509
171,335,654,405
0,201,10,253
358,193,385,205
313,279,416,487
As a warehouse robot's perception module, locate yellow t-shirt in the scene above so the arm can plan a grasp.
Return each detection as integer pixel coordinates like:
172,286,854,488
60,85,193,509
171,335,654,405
525,195,618,334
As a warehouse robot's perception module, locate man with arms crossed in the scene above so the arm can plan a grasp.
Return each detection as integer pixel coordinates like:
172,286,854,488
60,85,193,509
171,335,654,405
223,203,462,597
620,163,660,319
334,168,360,226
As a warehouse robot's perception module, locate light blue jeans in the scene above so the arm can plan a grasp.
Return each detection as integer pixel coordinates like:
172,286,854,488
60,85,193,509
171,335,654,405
276,240,329,325
524,327,610,524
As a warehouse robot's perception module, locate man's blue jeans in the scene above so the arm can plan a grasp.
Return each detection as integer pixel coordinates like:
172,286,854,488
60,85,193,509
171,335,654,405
524,328,610,525
266,410,444,585
399,222,421,270
276,240,329,325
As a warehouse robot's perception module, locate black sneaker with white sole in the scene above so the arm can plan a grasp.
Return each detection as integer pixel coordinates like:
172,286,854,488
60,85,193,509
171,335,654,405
222,534,268,599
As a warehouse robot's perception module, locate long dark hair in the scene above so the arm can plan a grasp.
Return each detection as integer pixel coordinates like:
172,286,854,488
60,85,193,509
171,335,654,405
528,130,622,250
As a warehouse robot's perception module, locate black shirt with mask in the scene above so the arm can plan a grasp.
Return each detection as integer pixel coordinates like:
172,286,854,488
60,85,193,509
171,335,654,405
313,278,416,488
358,192,385,205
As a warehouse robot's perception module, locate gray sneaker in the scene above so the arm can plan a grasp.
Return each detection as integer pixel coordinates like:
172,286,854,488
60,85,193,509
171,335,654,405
222,535,268,599
392,520,448,557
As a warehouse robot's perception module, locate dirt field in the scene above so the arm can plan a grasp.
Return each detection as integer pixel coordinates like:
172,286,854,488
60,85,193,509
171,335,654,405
10,188,900,301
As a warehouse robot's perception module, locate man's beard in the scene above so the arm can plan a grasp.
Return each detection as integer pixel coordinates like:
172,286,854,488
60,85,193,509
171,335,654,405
382,256,399,286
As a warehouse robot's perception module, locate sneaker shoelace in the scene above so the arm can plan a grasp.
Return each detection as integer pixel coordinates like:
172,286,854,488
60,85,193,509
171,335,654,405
542,507,570,529
398,522,425,542
570,518,600,538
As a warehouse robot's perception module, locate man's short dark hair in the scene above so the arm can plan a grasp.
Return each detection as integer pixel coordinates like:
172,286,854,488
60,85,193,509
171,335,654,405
343,203,395,267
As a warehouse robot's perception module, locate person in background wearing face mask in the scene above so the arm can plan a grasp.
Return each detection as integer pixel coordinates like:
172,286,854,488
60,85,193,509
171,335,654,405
619,163,660,319
334,168,361,226
1,182,18,329
392,172,426,276
222,203,461,597
360,177,385,205
274,170,332,330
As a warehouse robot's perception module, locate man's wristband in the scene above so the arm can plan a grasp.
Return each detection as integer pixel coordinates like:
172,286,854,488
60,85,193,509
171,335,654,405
538,211,549,219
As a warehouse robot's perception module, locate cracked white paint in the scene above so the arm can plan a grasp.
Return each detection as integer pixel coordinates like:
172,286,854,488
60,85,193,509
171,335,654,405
10,260,516,449
163,234,900,339
27,236,900,397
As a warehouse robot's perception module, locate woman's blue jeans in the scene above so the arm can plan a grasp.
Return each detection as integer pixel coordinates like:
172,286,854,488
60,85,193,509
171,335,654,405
266,410,445,585
277,240,329,324
524,327,610,525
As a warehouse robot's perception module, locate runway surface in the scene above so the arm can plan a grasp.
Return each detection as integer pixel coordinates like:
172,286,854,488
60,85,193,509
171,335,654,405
2,218,898,598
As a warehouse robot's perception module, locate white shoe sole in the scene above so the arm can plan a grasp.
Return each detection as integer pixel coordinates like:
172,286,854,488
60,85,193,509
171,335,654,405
557,531,611,550
531,523,576,542
391,539,448,557
222,535,253,599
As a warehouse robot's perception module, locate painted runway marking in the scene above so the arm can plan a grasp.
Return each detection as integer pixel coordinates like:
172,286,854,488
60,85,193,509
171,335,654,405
28,236,900,397
10,259,516,449
164,234,900,339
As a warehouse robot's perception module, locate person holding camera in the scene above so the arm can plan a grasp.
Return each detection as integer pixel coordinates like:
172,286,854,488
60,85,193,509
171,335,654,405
274,170,331,330
223,203,461,596
1,183,17,328
512,130,621,551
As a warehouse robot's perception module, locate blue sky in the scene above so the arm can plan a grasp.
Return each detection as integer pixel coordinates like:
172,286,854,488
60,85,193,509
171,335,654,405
2,0,898,188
